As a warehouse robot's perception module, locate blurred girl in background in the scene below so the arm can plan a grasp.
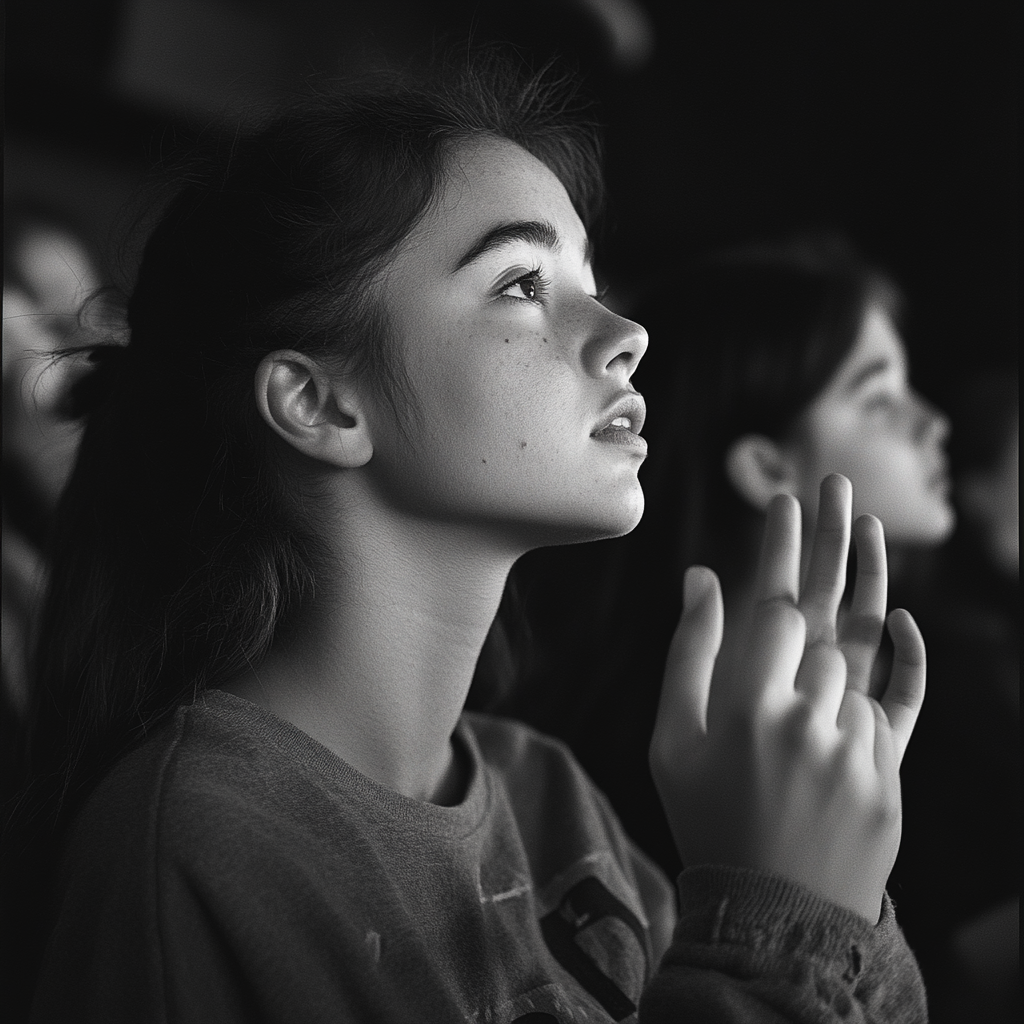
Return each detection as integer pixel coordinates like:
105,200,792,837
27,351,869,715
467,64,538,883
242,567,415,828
561,234,953,879
2,202,104,774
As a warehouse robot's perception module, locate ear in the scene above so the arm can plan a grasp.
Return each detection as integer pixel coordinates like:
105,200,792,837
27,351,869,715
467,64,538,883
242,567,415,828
724,433,799,511
255,351,373,469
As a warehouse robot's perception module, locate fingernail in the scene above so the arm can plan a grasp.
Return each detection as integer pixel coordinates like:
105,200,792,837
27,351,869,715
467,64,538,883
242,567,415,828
684,566,712,610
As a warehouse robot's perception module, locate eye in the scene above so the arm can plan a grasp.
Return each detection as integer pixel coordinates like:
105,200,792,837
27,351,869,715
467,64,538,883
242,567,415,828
498,268,548,303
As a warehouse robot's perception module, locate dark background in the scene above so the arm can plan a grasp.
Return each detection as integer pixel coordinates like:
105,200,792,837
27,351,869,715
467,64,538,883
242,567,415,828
6,0,1019,414
5,8,1018,1018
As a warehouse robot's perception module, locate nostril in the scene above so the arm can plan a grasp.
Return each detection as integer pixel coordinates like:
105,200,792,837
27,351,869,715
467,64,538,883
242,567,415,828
607,348,639,373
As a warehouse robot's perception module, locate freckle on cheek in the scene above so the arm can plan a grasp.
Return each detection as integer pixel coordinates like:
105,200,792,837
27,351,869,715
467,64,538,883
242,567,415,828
519,441,527,449
504,338,509,344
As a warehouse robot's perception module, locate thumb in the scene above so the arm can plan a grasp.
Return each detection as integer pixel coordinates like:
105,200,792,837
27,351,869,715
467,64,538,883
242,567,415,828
653,566,723,754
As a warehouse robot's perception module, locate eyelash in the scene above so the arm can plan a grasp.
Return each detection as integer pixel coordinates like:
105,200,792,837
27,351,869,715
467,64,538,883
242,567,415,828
496,268,609,306
498,267,550,304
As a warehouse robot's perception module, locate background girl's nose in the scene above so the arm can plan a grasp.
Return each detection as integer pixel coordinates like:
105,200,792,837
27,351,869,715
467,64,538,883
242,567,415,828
916,396,951,444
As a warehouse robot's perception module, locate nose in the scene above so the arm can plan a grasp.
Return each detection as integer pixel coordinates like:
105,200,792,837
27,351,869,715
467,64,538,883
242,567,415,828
914,393,950,446
582,305,649,380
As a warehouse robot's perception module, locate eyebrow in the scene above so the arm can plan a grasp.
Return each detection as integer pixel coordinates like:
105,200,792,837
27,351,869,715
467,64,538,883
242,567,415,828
453,219,592,271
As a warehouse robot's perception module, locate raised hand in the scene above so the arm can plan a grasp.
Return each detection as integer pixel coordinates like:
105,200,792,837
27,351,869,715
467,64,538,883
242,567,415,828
649,474,926,923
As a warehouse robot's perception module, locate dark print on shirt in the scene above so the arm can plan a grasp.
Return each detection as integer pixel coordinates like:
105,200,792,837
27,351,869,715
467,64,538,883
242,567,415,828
539,875,649,1021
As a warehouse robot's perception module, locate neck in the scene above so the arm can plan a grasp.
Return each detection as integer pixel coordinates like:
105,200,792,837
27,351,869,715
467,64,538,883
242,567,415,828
225,495,517,804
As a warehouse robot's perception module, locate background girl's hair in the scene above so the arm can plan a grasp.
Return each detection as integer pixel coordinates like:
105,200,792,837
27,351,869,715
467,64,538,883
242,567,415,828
19,50,605,827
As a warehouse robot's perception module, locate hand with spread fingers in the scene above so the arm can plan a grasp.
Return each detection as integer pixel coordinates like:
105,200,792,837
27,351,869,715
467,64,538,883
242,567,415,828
650,473,926,924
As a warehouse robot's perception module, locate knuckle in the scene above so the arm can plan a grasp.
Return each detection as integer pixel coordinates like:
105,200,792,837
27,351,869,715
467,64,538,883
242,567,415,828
758,599,805,635
845,610,885,636
779,701,821,751
807,640,845,671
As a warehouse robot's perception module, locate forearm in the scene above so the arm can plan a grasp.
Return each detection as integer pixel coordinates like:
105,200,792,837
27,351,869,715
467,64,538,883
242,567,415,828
640,865,928,1024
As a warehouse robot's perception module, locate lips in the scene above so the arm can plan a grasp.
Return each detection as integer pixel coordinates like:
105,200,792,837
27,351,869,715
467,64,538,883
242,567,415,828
591,393,646,438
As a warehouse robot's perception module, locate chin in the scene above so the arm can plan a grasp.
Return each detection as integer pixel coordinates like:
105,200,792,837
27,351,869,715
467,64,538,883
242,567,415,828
600,486,645,539
888,502,957,547
539,489,645,548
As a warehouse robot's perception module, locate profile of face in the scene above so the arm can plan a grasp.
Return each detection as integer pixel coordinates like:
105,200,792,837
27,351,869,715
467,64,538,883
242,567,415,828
362,137,649,547
779,304,955,544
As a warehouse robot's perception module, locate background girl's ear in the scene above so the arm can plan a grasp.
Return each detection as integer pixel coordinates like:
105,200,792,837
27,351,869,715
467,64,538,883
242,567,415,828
724,433,797,511
255,351,373,469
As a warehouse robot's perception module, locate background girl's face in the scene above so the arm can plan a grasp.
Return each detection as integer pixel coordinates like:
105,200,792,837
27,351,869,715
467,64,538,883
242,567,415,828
781,304,955,544
364,137,649,547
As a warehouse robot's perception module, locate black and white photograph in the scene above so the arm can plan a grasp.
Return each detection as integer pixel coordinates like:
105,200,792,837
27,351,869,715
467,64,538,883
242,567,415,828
3,3,1018,1021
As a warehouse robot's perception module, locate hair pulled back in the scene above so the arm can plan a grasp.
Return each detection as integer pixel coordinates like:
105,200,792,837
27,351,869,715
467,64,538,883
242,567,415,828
23,53,605,819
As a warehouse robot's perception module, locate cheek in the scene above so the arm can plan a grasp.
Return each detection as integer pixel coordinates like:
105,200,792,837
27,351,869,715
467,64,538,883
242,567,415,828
798,428,909,508
417,333,578,459
829,436,911,500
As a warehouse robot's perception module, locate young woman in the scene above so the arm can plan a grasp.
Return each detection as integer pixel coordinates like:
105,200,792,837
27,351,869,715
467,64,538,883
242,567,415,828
15,65,928,1022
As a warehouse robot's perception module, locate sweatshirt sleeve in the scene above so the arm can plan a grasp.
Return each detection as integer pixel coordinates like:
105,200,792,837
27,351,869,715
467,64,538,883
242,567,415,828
640,866,928,1024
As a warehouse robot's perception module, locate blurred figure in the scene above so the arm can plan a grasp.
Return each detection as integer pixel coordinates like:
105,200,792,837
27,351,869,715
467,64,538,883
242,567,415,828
2,200,107,1021
888,371,1020,1023
3,202,102,733
546,231,954,879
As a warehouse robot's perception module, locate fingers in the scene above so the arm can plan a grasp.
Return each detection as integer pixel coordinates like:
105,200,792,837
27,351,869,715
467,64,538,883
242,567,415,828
794,642,847,723
837,686,877,746
848,515,887,617
871,698,900,803
653,566,723,752
879,609,927,764
841,514,888,694
731,598,807,714
799,474,852,646
755,493,801,604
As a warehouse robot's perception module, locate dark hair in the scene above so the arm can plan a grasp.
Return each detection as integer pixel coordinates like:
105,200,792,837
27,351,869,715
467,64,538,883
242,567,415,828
632,232,901,596
20,53,605,823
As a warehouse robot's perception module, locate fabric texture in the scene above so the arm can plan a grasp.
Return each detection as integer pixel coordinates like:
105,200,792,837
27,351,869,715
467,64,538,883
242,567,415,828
33,691,926,1022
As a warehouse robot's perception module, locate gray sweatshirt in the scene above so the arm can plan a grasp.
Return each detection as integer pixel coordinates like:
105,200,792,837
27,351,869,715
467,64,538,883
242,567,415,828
33,690,927,1022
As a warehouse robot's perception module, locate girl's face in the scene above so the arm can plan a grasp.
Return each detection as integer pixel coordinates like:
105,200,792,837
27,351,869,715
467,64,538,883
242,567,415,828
781,304,955,544
365,137,649,547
